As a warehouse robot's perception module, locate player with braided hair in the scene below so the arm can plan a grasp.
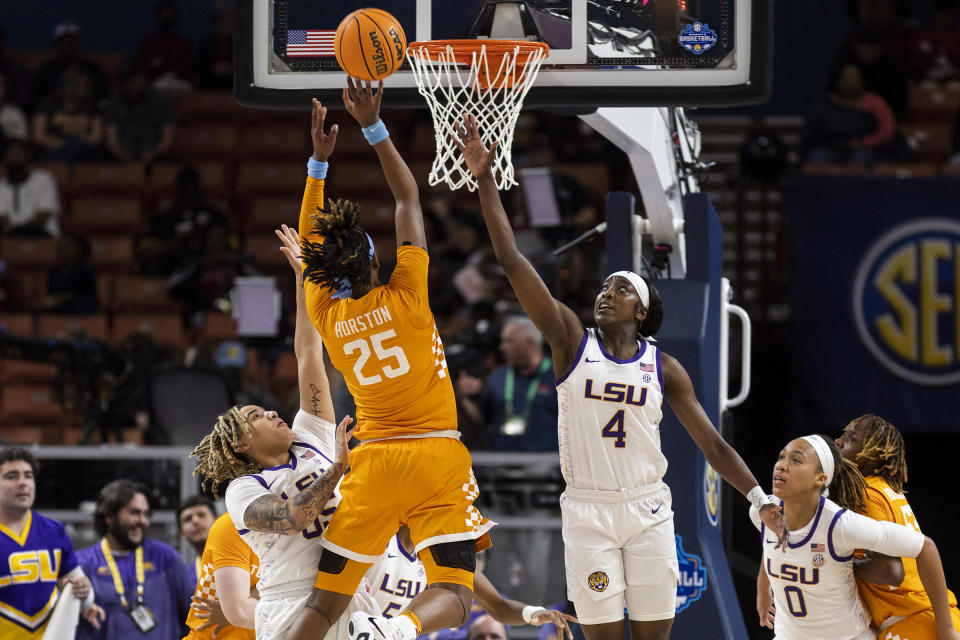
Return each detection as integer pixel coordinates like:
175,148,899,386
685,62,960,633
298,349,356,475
836,414,960,638
189,219,378,640
752,434,958,640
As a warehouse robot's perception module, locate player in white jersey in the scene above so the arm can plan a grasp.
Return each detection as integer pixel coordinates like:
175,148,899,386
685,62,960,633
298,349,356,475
751,434,959,640
191,223,377,640
368,526,576,637
455,116,785,640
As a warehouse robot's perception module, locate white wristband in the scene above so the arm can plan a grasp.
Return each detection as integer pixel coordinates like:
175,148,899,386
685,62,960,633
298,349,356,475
522,605,546,624
747,485,772,511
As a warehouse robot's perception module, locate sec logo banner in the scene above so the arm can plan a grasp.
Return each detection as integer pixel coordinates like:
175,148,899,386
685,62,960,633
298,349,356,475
853,219,960,386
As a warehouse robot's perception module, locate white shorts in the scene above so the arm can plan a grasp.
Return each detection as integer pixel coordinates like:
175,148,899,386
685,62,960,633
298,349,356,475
560,482,679,625
255,580,380,640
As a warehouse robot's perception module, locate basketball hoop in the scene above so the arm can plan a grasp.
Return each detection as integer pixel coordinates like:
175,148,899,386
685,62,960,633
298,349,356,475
407,39,549,191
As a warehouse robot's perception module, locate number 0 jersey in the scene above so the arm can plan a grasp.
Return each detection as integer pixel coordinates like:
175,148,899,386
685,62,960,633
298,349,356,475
556,328,665,491
750,495,924,640
299,176,457,441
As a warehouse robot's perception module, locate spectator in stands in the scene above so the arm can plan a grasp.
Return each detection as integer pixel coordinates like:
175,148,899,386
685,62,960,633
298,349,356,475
0,71,28,140
0,24,30,108
176,495,217,586
909,0,960,83
836,0,911,116
138,1,193,86
192,2,234,90
467,614,510,640
32,23,109,109
0,447,106,635
40,232,98,313
168,223,258,318
458,316,559,452
102,60,175,164
76,479,193,640
0,138,61,237
32,67,104,161
138,166,227,275
802,61,904,164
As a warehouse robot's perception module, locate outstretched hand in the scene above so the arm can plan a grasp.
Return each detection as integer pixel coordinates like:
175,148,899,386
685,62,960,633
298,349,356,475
275,224,303,278
334,415,355,469
342,77,383,128
759,503,788,551
529,610,579,640
311,98,339,161
452,113,499,180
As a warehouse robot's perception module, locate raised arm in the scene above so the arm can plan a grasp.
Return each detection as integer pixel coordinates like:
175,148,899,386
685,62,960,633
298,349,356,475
914,537,960,640
242,415,353,534
662,353,786,545
454,114,583,372
299,98,338,243
342,78,426,248
277,223,335,423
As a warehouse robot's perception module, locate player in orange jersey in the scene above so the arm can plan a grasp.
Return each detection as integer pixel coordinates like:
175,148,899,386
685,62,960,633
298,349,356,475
284,82,493,640
184,512,259,640
836,414,960,639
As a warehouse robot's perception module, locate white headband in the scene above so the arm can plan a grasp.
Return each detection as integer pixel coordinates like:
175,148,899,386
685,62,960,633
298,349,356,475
801,435,835,497
608,271,650,308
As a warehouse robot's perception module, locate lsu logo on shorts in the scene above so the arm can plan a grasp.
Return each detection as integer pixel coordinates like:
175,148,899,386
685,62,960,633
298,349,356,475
853,219,960,386
587,571,609,593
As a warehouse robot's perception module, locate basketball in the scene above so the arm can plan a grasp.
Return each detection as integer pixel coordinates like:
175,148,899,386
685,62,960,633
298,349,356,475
334,8,407,81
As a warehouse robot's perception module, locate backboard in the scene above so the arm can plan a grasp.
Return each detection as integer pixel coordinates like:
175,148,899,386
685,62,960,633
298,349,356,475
235,0,772,110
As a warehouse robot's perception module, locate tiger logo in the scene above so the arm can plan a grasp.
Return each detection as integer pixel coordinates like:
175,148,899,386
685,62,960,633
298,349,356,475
587,571,609,592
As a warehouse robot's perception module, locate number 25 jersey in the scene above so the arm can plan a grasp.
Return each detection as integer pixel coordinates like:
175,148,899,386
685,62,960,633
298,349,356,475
300,176,457,441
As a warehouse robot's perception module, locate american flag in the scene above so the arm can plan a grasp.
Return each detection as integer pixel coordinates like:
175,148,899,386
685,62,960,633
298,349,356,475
811,543,825,552
639,363,655,372
286,29,336,57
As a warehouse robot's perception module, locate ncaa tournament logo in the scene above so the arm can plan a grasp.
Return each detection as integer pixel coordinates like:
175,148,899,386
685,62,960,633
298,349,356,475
678,22,717,55
853,219,960,385
703,463,720,527
674,536,707,613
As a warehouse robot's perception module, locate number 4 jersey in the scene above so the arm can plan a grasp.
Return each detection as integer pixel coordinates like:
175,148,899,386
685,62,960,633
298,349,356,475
556,328,665,491
299,175,457,441
750,495,924,640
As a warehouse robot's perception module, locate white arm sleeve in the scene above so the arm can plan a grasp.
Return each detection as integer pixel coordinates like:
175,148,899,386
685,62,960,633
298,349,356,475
748,494,775,532
836,510,925,558
291,409,336,454
225,476,271,531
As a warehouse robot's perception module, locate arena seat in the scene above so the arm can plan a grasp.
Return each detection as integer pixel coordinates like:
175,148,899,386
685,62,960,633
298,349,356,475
200,312,237,344
238,125,310,159
245,196,300,233
71,196,142,234
170,124,240,160
33,162,72,191
800,163,869,176
149,161,227,199
0,313,35,337
0,385,66,425
73,163,145,195
88,235,135,270
112,314,185,348
872,162,939,178
35,314,109,342
178,90,243,123
235,162,309,196
0,360,57,385
110,276,174,312
0,237,56,270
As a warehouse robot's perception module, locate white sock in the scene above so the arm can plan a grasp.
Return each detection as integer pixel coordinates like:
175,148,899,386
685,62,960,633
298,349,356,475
392,614,418,640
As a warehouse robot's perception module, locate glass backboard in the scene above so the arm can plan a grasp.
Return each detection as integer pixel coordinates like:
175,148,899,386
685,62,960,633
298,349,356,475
234,0,772,109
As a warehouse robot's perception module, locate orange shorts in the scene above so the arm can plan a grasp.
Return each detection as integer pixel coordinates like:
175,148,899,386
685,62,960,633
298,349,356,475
315,436,494,595
879,605,960,639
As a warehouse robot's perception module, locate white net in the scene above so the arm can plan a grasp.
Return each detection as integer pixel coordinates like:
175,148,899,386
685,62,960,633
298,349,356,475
407,40,549,191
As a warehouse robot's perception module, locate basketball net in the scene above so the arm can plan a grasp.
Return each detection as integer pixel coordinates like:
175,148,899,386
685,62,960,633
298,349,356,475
407,40,549,191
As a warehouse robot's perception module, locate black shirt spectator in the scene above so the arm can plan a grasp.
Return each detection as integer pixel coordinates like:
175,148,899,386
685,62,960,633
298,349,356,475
42,232,98,313
192,5,234,90
138,166,227,275
32,68,103,162
32,23,109,109
138,1,193,83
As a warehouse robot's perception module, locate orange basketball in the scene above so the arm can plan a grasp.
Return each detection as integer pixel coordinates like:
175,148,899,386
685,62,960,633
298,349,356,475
334,8,407,81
